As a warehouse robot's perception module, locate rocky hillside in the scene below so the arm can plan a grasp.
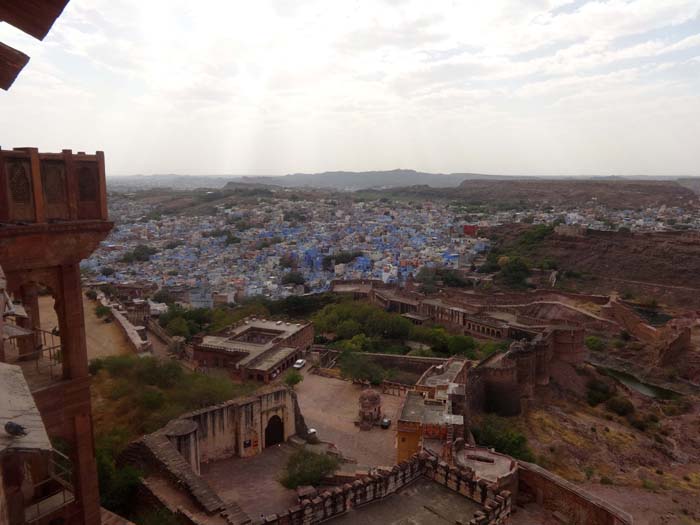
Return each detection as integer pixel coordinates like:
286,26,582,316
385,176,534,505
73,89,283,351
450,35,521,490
489,226,700,308
455,179,697,209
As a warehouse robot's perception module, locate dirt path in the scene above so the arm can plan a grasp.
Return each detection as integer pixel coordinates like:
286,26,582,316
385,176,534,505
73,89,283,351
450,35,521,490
38,295,132,359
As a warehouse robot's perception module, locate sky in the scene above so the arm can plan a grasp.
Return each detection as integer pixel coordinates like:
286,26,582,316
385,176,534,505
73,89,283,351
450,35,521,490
1,0,699,177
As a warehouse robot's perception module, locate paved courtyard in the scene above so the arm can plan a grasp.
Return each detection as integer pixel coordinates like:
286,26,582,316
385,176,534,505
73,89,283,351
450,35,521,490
201,444,298,519
295,371,404,467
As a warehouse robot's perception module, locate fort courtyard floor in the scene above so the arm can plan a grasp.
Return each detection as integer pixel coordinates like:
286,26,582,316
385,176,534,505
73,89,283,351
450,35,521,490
200,444,298,519
294,371,404,467
38,295,132,359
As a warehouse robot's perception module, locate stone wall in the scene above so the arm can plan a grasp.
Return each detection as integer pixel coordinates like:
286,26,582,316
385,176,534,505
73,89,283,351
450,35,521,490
606,300,659,343
181,386,295,462
518,462,633,525
659,327,691,367
314,346,447,375
98,295,151,353
147,317,173,346
260,453,512,525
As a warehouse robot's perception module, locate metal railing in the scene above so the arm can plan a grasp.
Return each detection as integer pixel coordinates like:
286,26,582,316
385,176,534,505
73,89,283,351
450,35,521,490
1,326,63,384
24,449,75,523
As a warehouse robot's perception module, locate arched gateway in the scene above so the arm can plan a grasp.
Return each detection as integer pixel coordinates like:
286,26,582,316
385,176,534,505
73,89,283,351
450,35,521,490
265,415,284,447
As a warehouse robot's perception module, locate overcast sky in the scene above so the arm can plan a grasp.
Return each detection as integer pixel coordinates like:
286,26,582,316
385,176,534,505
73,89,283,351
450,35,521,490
1,0,699,176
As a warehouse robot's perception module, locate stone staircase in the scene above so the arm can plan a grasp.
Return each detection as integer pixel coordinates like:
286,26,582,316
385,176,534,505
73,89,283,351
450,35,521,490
221,503,251,525
442,424,455,462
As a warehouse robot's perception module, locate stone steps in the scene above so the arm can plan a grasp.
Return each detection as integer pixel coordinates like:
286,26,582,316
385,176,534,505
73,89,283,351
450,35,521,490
221,503,251,525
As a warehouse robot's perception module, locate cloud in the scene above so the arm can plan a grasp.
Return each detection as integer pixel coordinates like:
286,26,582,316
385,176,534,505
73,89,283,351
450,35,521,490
0,0,699,175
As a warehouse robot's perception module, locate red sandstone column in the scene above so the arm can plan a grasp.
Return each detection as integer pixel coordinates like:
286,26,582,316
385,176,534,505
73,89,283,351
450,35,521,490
55,264,88,379
54,263,101,525
17,283,41,360
0,266,5,362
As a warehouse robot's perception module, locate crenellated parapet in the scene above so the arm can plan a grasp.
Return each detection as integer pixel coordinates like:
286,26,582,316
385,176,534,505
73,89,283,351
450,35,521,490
258,452,512,525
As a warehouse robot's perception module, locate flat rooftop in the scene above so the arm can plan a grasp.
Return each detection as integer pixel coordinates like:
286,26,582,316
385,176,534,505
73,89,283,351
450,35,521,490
454,448,516,484
327,477,480,524
399,392,462,426
199,318,308,368
418,360,466,388
248,346,297,372
0,362,51,453
332,283,372,293
374,289,420,305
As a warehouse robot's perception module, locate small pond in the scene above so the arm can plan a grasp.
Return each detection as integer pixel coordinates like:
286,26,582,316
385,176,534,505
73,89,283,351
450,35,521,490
599,367,678,399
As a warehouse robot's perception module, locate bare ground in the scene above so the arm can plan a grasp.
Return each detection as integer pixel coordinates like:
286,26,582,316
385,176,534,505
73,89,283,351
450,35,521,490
39,294,132,359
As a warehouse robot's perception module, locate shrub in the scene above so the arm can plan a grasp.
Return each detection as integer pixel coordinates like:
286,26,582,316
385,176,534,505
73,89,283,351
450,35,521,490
600,476,614,485
500,257,531,288
471,415,535,462
605,396,634,417
95,305,111,318
629,417,648,432
137,388,165,411
95,427,141,516
88,358,104,375
102,355,135,377
280,450,339,489
586,379,614,406
166,317,190,338
284,370,304,388
85,289,98,300
585,336,606,352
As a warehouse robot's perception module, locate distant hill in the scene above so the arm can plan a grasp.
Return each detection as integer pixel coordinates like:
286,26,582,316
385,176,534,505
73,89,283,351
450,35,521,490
109,171,700,193
108,174,238,190
236,169,509,190
360,178,698,210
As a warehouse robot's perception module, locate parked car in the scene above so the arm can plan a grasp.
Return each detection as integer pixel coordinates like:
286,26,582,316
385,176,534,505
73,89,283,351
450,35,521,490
380,418,391,429
293,359,306,369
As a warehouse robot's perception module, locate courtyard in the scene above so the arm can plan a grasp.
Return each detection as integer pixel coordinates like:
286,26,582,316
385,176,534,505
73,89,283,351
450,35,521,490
294,371,405,466
200,444,298,519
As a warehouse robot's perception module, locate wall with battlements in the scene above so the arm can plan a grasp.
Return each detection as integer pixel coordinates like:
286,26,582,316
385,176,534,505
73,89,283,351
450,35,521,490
261,452,512,525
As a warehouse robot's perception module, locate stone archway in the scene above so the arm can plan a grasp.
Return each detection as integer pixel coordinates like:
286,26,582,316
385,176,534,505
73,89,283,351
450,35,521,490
265,415,284,448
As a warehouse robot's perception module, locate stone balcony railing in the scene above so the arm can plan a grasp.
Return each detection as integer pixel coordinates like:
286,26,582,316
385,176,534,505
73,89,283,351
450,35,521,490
0,147,108,224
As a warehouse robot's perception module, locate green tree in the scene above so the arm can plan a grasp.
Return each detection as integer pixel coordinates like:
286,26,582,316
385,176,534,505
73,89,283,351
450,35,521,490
338,351,385,385
166,317,190,338
152,289,175,304
500,257,530,288
336,319,362,339
447,335,477,357
284,369,304,388
282,271,305,286
280,450,339,488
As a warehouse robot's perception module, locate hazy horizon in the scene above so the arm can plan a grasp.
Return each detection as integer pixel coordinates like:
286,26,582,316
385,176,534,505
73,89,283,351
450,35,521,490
2,0,699,176
107,170,698,179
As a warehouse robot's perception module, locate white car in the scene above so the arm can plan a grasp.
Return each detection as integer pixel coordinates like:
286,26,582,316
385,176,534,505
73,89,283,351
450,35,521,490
293,359,306,370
